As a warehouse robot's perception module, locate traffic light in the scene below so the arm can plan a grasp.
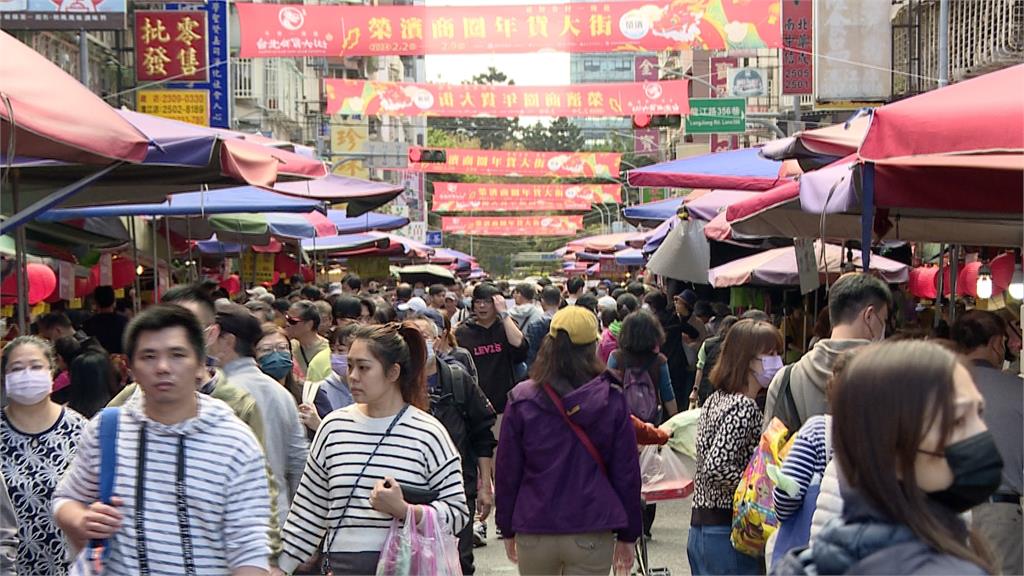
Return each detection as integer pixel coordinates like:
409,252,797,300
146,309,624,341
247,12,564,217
408,147,447,163
632,114,681,129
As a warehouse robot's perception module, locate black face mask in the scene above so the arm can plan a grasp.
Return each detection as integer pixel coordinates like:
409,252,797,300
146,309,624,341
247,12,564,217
924,431,1004,513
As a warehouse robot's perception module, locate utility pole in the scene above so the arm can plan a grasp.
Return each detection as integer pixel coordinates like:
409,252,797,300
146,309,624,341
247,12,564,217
79,29,89,87
938,0,949,87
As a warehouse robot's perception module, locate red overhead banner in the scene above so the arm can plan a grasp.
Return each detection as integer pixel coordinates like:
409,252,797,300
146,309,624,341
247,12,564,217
325,79,688,117
237,1,783,58
406,148,621,178
442,216,583,236
135,11,208,82
433,183,621,212
781,0,813,95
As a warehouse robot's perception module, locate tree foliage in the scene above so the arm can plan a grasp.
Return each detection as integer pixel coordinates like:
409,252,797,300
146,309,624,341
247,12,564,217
427,67,520,150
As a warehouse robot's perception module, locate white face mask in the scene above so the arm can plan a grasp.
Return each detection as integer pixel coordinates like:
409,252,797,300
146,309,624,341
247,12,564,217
425,338,436,361
5,369,52,405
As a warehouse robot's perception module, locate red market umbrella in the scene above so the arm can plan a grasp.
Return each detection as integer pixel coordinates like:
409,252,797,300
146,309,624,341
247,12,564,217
859,64,1024,161
0,31,148,165
1,263,56,305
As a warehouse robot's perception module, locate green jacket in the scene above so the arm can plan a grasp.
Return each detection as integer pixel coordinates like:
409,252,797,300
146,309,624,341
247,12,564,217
108,369,283,563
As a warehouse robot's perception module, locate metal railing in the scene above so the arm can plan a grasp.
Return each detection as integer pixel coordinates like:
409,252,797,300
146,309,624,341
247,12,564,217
233,58,254,99
893,0,1023,96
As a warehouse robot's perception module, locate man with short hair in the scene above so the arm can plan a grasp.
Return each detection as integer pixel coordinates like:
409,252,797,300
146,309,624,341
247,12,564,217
107,284,284,561
55,305,273,575
342,273,362,294
331,295,363,326
300,285,323,302
565,277,586,306
524,285,562,369
428,284,448,311
410,316,497,573
952,309,1023,575
83,286,130,354
36,312,89,345
286,300,331,382
212,304,309,527
509,283,543,331
764,273,892,430
394,283,414,307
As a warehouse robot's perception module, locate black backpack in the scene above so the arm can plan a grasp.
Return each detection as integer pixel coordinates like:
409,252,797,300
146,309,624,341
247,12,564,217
430,360,470,454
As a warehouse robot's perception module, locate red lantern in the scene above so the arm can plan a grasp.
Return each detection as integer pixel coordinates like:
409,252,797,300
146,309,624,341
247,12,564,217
75,275,95,298
0,263,57,305
220,274,241,296
909,267,939,299
90,257,136,290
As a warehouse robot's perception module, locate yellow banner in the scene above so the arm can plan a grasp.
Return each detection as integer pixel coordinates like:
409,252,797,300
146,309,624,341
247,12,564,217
137,89,209,126
348,256,390,281
240,250,275,283
330,120,369,179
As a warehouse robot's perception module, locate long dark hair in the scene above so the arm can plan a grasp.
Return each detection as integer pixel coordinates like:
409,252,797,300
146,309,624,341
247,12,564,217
617,310,664,368
66,350,115,419
351,321,429,411
709,319,783,395
831,341,994,572
530,331,604,389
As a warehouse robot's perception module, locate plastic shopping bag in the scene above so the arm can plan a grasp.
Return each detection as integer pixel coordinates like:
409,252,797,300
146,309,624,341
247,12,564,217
639,445,694,502
659,408,700,459
376,505,461,576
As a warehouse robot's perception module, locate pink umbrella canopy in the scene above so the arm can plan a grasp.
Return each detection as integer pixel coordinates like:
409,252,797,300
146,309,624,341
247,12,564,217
0,31,149,164
859,64,1024,161
708,242,909,288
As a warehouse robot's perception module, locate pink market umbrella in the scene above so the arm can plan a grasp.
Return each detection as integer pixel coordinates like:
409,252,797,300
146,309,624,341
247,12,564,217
708,242,909,288
0,31,148,165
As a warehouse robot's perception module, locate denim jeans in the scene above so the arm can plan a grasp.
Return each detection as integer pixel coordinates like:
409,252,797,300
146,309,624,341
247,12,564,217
686,524,761,575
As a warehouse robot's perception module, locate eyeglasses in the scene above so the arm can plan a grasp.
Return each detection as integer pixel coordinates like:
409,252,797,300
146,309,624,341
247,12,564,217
256,343,292,356
285,315,303,325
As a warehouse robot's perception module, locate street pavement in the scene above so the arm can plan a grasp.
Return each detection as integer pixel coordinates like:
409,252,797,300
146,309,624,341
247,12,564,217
473,497,694,576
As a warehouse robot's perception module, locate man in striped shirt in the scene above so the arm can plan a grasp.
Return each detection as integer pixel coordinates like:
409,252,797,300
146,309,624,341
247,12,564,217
54,304,273,575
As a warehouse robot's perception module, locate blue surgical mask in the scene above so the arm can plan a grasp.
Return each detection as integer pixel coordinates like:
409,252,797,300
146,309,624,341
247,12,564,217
331,353,348,377
259,351,293,380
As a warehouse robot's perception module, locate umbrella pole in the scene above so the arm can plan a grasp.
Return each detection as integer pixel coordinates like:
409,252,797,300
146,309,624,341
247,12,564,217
935,244,946,329
11,176,28,335
165,218,173,287
130,217,141,314
949,245,959,325
186,217,195,283
152,219,159,304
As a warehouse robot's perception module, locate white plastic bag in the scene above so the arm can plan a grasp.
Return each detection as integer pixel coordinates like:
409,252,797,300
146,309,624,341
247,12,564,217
639,445,694,502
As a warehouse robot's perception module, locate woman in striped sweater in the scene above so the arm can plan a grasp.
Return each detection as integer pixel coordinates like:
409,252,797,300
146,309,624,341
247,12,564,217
277,322,469,575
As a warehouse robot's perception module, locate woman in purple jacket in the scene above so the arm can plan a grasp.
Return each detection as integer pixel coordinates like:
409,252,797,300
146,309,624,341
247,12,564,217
496,306,642,576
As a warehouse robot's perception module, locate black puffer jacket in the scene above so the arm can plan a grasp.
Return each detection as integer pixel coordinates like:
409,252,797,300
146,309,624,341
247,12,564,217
773,486,986,575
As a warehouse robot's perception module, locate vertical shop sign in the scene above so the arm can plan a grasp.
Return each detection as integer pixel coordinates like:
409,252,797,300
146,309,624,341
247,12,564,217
781,0,813,95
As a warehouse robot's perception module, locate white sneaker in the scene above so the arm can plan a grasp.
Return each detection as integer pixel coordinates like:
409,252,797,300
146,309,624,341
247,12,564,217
473,520,487,548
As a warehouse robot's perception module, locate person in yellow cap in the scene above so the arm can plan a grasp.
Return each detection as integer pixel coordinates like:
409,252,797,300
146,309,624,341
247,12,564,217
494,306,641,576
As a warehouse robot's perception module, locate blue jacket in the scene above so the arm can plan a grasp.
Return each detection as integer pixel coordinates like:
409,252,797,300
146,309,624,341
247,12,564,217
773,483,986,575
495,371,642,542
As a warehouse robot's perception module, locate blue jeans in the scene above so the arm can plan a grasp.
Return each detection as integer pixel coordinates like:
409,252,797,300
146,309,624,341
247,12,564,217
687,524,761,575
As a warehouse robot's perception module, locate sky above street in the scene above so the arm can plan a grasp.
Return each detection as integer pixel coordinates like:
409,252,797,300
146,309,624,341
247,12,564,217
424,0,571,87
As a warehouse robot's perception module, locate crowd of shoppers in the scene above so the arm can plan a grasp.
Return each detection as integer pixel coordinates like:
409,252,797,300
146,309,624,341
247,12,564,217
0,271,1019,576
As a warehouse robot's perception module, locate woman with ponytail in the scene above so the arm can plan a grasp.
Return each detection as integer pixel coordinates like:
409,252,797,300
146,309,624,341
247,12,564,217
277,321,469,575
